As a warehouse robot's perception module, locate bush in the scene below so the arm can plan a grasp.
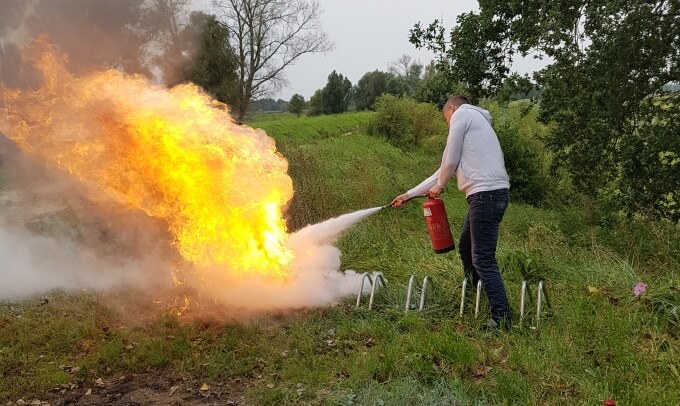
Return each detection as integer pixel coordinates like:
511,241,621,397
370,95,446,148
596,213,680,270
495,123,548,206
485,101,574,207
618,109,680,222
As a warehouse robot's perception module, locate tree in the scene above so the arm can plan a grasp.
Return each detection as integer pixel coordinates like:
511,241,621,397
183,13,239,106
0,0,152,85
141,0,194,85
308,71,352,115
414,62,462,108
354,70,393,111
389,54,424,97
307,89,324,116
619,99,680,220
248,98,288,112
409,13,510,103
213,0,333,122
495,73,535,105
0,0,220,88
288,94,306,116
322,70,352,114
354,65,425,111
411,1,680,221
389,55,415,77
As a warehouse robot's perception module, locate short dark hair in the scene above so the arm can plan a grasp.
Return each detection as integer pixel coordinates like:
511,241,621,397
445,95,470,109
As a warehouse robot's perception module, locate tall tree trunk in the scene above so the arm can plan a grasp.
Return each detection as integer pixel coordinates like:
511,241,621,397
236,84,251,123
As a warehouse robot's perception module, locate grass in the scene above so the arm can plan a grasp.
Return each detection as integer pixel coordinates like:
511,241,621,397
1,111,679,404
252,112,375,151
245,112,297,123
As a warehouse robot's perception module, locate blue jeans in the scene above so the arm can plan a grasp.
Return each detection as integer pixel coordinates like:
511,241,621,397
459,188,510,325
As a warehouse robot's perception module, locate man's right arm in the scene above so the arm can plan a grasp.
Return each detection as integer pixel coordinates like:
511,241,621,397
403,110,469,198
406,168,441,198
392,110,469,208
436,110,469,189
391,169,441,208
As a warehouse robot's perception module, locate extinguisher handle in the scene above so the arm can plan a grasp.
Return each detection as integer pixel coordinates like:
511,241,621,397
383,194,428,209
408,194,430,202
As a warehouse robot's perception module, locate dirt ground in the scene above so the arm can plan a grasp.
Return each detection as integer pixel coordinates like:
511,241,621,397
7,373,247,406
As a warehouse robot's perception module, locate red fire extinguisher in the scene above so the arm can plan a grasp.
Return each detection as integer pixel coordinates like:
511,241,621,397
423,197,455,254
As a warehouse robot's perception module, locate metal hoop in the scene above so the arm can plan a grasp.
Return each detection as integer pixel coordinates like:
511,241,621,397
419,276,431,310
459,277,468,317
355,273,374,308
404,275,433,312
536,281,546,326
520,280,528,321
404,275,416,311
368,273,387,310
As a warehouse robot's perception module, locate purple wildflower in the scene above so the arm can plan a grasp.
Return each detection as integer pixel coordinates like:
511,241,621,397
633,282,648,297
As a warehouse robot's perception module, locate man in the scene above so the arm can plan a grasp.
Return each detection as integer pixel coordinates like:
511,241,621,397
391,95,511,327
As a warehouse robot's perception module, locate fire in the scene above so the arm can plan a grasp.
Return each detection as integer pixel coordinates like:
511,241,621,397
0,38,294,278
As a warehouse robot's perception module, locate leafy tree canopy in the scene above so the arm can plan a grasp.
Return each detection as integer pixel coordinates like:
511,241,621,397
288,94,306,116
308,71,353,115
183,13,239,107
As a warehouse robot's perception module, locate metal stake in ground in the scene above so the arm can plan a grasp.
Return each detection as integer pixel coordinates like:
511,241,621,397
404,275,432,312
355,272,387,310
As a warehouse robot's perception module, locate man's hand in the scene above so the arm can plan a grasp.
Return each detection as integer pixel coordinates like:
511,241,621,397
428,185,443,199
391,193,410,209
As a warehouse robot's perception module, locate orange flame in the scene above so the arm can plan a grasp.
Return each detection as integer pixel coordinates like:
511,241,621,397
0,38,294,278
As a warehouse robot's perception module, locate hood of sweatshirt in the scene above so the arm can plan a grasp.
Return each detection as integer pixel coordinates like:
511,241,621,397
458,104,492,124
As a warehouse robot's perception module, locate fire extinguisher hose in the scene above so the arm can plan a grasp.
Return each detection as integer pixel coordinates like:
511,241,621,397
382,194,428,209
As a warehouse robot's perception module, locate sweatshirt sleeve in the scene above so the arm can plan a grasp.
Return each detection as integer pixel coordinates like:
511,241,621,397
436,110,469,188
406,168,441,198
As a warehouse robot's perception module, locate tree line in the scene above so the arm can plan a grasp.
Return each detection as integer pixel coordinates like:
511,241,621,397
286,54,514,117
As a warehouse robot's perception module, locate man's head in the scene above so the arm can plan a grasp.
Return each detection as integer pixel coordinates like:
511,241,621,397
442,95,470,125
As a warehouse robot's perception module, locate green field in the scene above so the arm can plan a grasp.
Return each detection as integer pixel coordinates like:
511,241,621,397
1,111,679,405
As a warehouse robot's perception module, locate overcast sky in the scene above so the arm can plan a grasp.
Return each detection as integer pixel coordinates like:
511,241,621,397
272,0,547,101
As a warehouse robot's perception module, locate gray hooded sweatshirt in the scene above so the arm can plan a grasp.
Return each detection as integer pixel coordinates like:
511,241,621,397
407,104,510,198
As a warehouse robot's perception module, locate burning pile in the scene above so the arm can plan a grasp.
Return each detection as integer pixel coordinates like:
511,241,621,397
0,37,294,279
0,38,381,311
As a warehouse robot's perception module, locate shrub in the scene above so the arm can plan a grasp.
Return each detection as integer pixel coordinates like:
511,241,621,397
486,100,573,207
371,95,446,148
499,250,551,282
495,123,548,206
619,115,680,222
597,213,680,270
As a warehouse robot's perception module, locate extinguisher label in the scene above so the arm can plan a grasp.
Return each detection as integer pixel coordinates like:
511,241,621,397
423,208,432,217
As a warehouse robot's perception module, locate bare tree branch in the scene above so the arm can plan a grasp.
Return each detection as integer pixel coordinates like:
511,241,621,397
213,0,333,122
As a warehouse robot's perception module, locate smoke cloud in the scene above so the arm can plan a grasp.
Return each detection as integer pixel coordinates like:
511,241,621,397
0,182,381,309
197,208,383,310
0,154,175,301
0,226,167,301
